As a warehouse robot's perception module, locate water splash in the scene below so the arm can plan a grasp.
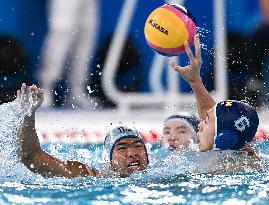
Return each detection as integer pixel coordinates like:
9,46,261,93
0,97,35,180
86,86,94,94
196,27,214,54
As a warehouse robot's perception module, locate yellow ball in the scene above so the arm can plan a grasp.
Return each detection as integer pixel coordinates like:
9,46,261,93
144,4,197,56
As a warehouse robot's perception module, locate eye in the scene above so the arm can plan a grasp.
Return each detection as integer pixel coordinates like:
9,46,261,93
163,130,170,135
205,115,209,124
117,146,126,151
135,142,144,148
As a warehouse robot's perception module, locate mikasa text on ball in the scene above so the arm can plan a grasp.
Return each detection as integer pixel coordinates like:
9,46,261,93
144,4,197,56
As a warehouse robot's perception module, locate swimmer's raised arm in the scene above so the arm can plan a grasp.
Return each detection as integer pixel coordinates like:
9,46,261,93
170,36,215,121
17,84,98,178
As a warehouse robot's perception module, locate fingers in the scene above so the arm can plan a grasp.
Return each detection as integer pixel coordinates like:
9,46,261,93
17,90,21,98
32,86,44,96
184,41,194,62
170,61,178,70
184,36,202,63
20,83,43,94
38,88,44,94
21,83,27,94
170,61,184,73
30,84,38,93
194,35,202,61
20,83,32,94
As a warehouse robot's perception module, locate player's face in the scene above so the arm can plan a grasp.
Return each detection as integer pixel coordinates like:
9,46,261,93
162,119,197,151
111,137,148,177
197,108,215,151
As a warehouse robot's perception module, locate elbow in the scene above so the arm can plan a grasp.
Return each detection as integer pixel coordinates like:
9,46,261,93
18,140,41,166
20,151,37,170
19,146,41,173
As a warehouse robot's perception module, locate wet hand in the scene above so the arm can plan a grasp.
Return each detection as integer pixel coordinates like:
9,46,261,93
17,83,44,112
170,35,202,85
243,142,261,161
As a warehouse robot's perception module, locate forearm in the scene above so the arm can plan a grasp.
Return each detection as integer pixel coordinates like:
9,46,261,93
25,150,91,178
17,84,96,178
19,113,96,178
19,112,41,160
189,77,216,120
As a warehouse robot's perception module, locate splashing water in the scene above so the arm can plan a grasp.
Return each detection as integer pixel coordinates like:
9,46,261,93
86,86,94,94
1,96,269,204
197,27,211,39
196,27,214,54
0,139,269,204
0,96,35,180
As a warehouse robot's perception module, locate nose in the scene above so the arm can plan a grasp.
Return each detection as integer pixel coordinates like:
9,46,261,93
168,136,179,143
127,146,138,158
168,133,176,139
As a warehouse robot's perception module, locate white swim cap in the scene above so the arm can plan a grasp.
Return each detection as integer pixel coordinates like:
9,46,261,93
102,125,147,162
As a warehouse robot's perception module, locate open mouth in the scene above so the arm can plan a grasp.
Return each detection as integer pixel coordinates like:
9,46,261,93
168,144,177,150
168,138,178,143
127,161,140,170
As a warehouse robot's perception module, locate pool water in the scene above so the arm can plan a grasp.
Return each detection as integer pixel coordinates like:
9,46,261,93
1,100,269,205
1,143,269,205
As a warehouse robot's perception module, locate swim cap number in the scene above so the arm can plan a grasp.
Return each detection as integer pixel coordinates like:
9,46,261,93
234,116,250,132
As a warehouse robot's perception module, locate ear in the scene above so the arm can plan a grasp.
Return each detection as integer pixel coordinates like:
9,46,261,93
215,130,238,150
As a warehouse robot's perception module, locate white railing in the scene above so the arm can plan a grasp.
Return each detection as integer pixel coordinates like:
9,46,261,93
101,0,227,114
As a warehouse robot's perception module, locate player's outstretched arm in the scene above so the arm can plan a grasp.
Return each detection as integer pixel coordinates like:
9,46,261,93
17,84,98,178
170,36,215,121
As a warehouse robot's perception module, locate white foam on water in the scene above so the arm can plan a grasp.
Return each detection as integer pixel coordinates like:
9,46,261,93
0,98,36,180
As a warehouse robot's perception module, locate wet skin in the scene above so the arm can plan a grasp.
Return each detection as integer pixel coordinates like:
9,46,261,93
163,119,197,151
111,137,148,177
197,107,215,151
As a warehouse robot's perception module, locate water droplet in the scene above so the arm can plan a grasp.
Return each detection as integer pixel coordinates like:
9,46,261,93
87,86,94,94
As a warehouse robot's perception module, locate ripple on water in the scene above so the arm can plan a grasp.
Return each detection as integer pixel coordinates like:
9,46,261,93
1,100,269,204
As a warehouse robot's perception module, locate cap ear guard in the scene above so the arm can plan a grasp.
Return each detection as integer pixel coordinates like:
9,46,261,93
214,130,239,150
214,100,259,150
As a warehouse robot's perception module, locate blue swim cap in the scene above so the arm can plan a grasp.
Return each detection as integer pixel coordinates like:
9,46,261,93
103,125,147,162
165,112,200,133
214,100,259,150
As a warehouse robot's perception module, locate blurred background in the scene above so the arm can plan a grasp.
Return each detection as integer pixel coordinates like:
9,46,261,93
0,0,268,143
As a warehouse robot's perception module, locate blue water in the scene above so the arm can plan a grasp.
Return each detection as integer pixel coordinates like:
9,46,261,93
1,100,269,204
0,142,269,205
